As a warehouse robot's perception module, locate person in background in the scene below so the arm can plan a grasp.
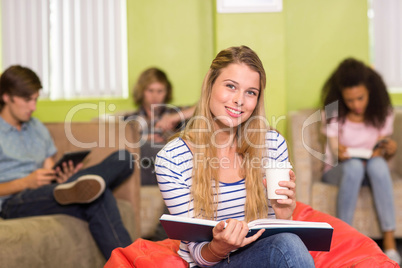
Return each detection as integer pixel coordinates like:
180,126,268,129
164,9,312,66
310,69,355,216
124,67,195,144
124,67,196,240
0,65,134,259
321,58,400,264
155,46,314,267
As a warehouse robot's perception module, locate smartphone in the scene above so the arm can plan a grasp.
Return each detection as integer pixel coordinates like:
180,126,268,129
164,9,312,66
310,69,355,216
373,139,388,150
52,150,91,171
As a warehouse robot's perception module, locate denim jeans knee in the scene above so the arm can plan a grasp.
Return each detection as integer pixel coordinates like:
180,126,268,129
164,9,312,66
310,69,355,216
342,158,365,180
366,156,396,231
213,233,314,268
337,158,366,224
366,156,389,179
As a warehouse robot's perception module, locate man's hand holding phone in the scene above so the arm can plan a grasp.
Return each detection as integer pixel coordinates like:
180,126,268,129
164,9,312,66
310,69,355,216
54,161,84,183
24,169,57,189
51,150,90,182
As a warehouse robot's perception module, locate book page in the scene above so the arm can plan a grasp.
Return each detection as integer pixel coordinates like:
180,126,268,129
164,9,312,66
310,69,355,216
160,214,333,251
248,218,332,229
160,214,218,227
346,148,372,159
160,214,332,230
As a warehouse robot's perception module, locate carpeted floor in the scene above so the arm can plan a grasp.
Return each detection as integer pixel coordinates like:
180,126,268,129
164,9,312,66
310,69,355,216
374,238,402,260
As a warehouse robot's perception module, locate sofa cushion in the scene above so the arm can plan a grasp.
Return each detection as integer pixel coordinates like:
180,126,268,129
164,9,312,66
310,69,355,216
140,185,166,238
0,199,135,268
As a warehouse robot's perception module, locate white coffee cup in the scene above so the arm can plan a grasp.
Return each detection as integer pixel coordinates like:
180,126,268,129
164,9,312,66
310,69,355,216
264,161,292,200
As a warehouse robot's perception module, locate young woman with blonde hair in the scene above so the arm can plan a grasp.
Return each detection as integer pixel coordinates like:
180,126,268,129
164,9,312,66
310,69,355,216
155,46,314,267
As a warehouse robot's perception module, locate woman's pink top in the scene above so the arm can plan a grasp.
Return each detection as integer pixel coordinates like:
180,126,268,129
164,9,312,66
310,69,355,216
322,112,394,172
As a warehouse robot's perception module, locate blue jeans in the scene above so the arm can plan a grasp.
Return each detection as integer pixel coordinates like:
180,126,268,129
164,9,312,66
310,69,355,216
212,233,314,268
323,157,395,231
0,150,134,259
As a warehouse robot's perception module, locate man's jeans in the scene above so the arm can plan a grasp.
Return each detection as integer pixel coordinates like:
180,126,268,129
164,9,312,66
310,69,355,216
323,157,395,231
0,150,134,259
212,233,315,268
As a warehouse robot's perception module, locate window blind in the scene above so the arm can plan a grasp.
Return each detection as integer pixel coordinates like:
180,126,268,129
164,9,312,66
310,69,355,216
371,0,402,91
1,0,128,100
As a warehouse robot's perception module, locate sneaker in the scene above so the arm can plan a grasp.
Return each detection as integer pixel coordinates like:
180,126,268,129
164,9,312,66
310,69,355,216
53,175,106,205
384,249,401,264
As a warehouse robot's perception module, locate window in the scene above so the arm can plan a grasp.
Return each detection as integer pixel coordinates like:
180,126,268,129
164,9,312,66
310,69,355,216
369,0,402,92
1,0,128,100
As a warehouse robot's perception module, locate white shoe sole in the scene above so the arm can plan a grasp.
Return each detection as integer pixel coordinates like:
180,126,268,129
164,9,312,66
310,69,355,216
53,175,106,205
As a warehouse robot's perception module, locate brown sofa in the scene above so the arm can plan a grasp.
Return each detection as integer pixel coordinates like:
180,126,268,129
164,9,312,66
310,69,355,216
0,120,141,268
288,107,402,239
100,112,167,239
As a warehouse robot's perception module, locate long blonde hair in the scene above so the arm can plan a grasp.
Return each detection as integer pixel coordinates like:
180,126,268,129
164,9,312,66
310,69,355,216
180,46,268,222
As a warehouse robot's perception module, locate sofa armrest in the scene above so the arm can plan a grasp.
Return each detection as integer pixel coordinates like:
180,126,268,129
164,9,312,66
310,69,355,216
288,110,316,205
45,120,141,239
389,108,402,177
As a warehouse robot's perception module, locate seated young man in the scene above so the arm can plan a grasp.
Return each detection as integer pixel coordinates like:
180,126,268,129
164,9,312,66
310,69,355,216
0,65,133,259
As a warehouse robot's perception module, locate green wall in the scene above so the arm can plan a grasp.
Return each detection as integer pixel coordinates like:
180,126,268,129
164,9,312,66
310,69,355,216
214,6,288,133
10,0,401,136
285,0,370,111
213,0,371,134
126,0,214,107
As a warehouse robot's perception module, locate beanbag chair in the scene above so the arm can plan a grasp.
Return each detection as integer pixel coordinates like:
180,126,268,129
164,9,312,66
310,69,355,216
106,202,398,267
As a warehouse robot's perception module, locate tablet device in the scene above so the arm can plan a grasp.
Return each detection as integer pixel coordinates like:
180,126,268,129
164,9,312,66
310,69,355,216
53,150,91,171
346,148,372,159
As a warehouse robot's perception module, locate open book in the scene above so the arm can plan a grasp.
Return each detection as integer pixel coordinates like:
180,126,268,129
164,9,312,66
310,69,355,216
346,138,389,159
346,148,373,159
160,214,333,251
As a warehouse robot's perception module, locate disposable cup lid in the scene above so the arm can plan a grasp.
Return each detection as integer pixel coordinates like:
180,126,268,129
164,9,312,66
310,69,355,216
263,160,292,169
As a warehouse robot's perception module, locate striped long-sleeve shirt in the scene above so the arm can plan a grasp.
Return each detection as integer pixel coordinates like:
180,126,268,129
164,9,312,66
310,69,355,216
155,130,289,267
